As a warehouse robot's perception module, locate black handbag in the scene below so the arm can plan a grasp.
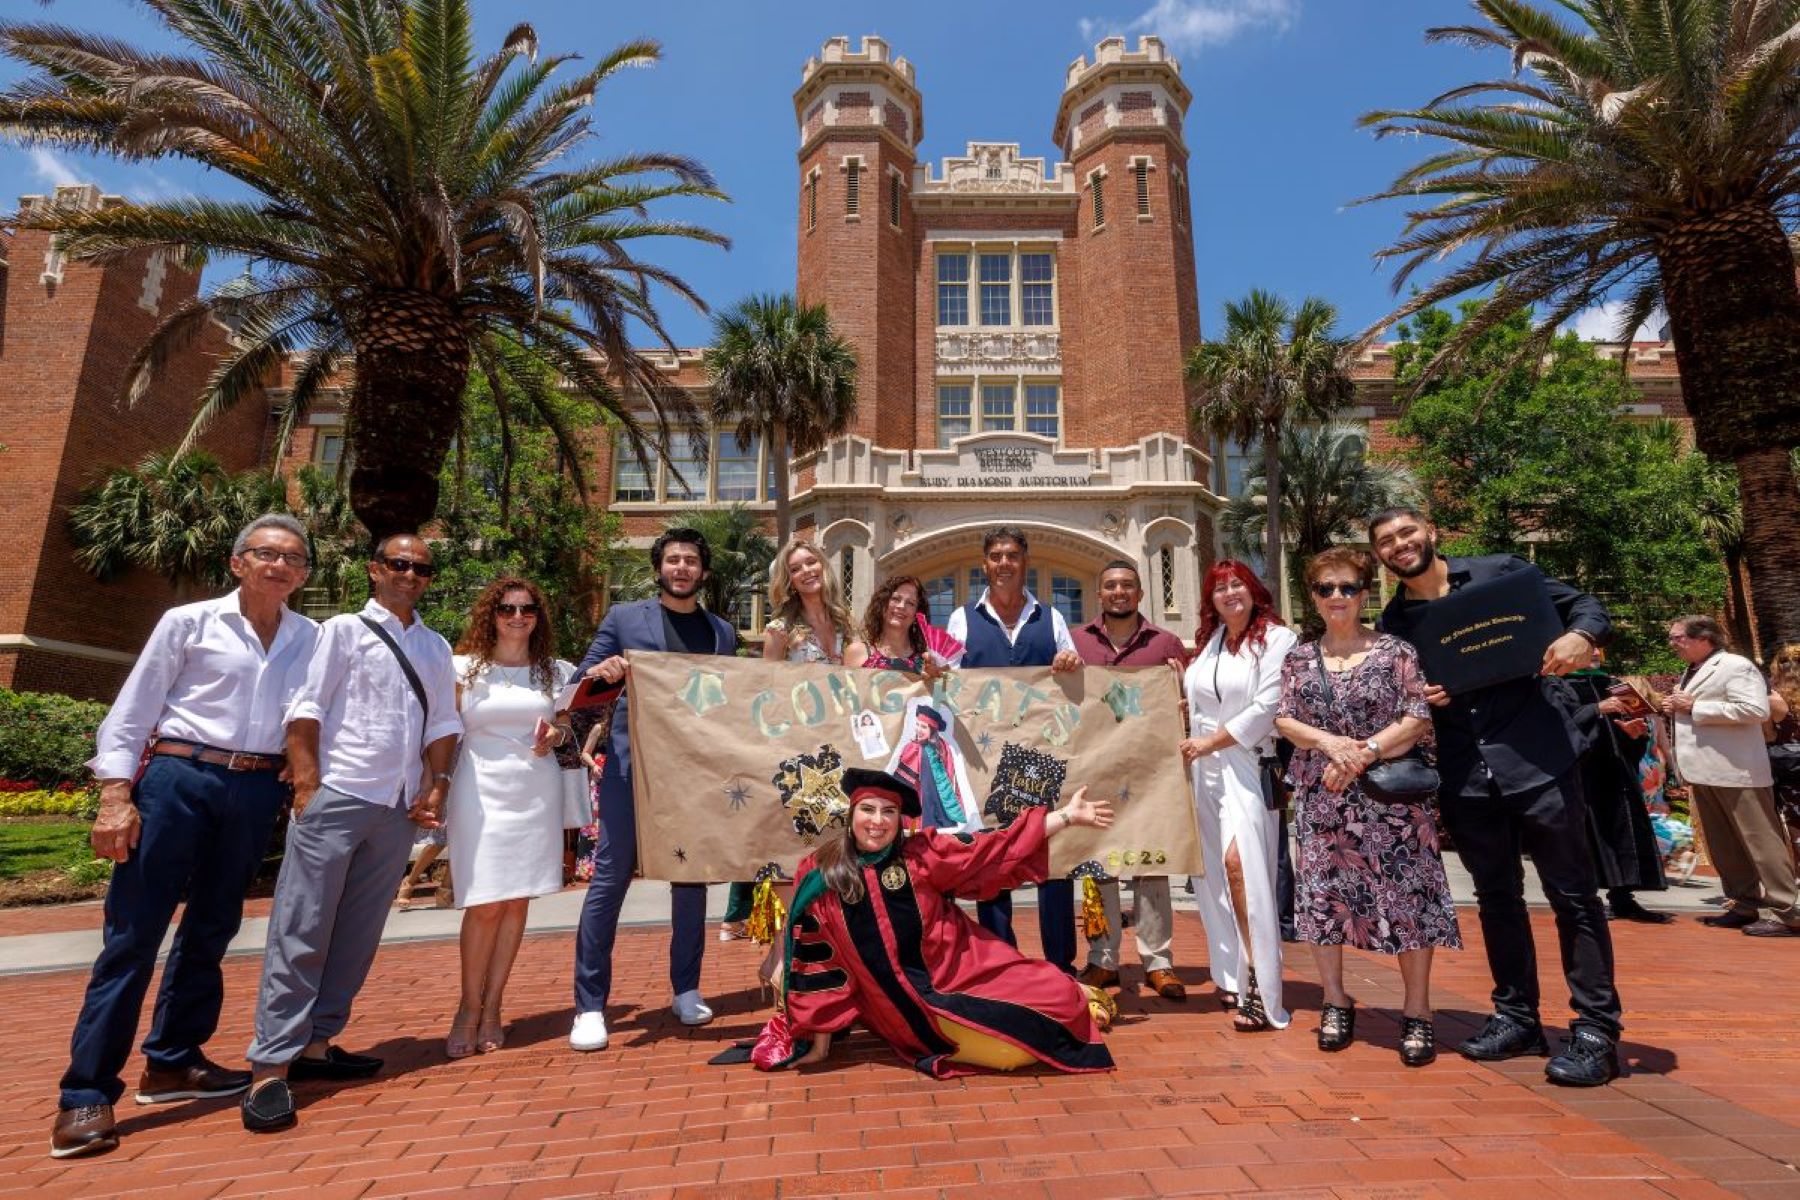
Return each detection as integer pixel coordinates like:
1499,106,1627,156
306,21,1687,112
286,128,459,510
1314,645,1439,805
1769,742,1800,788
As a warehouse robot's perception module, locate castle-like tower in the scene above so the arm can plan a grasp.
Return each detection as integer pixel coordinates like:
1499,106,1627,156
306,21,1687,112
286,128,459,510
790,35,1219,629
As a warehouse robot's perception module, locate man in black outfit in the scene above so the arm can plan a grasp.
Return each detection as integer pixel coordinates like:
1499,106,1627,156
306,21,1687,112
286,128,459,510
1371,507,1623,1087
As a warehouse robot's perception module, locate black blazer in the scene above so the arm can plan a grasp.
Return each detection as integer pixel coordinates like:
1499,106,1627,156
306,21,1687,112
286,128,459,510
1379,554,1613,798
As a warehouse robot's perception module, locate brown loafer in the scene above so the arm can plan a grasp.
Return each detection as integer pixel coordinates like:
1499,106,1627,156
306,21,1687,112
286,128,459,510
1145,968,1187,1001
50,1104,117,1159
135,1055,252,1104
1077,964,1120,989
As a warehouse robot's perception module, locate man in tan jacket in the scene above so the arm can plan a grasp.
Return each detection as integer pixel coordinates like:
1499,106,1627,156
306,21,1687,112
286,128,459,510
1664,616,1800,937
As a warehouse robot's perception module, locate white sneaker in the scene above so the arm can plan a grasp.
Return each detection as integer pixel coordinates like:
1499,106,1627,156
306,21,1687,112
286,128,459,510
672,990,714,1026
569,1011,608,1051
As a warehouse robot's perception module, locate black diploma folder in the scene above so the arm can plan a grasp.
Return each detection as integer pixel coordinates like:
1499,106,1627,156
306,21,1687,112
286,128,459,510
1405,566,1564,695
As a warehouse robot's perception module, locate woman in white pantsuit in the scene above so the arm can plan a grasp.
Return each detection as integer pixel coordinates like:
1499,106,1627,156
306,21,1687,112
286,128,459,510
445,577,573,1058
1181,560,1297,1031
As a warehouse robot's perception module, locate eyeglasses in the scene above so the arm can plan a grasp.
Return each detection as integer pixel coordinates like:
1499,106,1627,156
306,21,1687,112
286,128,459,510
378,556,436,577
496,602,540,617
1312,582,1365,599
243,546,310,569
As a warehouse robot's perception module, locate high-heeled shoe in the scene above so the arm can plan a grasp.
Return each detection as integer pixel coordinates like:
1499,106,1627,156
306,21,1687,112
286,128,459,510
1233,969,1270,1032
446,1010,478,1059
1399,1016,1436,1067
1318,1001,1356,1052
477,1011,505,1054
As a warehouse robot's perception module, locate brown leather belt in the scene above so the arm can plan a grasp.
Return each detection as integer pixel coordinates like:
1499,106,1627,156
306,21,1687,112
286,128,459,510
151,739,286,773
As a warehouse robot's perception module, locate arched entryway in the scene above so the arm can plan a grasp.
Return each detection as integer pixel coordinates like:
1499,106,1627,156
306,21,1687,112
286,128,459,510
876,520,1122,629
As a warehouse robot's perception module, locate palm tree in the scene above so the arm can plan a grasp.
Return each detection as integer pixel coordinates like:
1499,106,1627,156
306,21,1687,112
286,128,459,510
1186,290,1356,598
705,294,858,544
1359,0,1800,649
1,0,727,541
1689,455,1754,655
69,450,283,595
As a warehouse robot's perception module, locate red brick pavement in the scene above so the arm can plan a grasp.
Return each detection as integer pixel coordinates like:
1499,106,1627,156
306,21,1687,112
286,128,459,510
0,909,1794,1199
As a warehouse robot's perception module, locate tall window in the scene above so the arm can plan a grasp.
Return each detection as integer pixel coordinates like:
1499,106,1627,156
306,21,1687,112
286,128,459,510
1050,574,1085,625
936,384,972,445
936,254,969,326
978,253,1011,326
1024,383,1060,438
1090,171,1106,229
1133,159,1151,217
1159,546,1177,615
665,435,705,502
924,575,958,626
1172,167,1189,227
612,438,654,502
1020,253,1055,326
805,171,818,232
315,431,346,473
840,547,856,601
715,432,761,501
980,382,1016,431
844,157,862,216
888,171,902,227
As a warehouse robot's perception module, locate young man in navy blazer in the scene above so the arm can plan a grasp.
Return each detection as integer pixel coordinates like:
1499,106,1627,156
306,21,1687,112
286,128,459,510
569,528,738,1050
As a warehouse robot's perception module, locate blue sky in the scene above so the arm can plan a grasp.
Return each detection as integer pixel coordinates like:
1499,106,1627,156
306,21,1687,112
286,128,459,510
0,0,1629,345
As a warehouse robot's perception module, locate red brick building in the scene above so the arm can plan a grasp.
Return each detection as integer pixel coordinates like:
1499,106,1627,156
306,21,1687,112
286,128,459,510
2,40,1702,700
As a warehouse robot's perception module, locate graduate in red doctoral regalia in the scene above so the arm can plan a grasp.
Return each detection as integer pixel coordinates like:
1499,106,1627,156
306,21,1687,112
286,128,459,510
754,766,1118,1077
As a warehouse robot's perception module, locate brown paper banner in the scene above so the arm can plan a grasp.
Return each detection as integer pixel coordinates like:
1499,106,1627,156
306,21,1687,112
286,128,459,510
624,651,1200,882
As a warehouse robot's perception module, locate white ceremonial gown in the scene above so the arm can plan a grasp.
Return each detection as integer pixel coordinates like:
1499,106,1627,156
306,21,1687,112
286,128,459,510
1185,624,1298,1028
447,657,574,908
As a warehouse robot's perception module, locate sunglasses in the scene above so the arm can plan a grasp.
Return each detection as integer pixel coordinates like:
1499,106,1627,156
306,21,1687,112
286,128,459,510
243,546,310,569
496,602,540,617
378,556,436,577
1312,582,1365,599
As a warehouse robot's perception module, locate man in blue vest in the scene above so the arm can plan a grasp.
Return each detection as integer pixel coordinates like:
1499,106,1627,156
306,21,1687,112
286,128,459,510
944,526,1083,973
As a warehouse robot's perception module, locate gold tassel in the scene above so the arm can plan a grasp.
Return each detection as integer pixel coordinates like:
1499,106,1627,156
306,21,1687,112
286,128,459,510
746,877,787,946
1079,876,1109,940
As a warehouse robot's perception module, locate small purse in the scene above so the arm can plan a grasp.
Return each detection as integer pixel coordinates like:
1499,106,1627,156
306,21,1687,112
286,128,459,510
1314,645,1439,805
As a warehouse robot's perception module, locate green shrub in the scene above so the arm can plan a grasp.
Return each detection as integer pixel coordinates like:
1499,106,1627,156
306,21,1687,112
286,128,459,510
0,788,98,817
63,857,114,887
0,689,109,787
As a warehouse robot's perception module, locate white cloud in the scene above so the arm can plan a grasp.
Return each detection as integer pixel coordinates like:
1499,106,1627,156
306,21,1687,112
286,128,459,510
1565,300,1668,343
28,147,83,190
1081,0,1300,54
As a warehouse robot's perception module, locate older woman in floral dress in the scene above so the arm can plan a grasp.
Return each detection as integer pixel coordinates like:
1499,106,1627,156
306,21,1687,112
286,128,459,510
1275,548,1459,1067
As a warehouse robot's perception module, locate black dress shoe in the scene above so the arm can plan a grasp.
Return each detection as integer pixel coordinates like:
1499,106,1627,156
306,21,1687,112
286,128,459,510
1608,898,1675,924
1456,1014,1549,1061
1700,909,1758,929
50,1104,117,1159
288,1045,382,1081
1545,1029,1620,1087
1399,1017,1437,1068
240,1079,297,1132
1317,1002,1356,1052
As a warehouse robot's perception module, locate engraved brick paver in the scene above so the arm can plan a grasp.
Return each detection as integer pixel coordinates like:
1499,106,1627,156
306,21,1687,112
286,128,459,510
0,907,1794,1198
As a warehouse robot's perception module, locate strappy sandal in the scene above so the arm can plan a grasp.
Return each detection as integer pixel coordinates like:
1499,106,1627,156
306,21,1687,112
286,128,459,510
445,1009,478,1059
1399,1016,1436,1067
477,1010,505,1054
1216,990,1239,1012
1318,1001,1356,1052
1232,969,1271,1033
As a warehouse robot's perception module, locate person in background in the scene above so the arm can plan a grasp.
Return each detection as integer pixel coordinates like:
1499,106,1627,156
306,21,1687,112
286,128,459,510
1663,616,1799,938
943,527,1083,974
571,528,739,1050
444,577,575,1057
51,515,318,1159
1571,671,1672,923
243,534,461,1132
1763,644,1800,860
1372,506,1624,1087
1181,560,1298,1031
1275,549,1455,1067
1069,560,1191,1001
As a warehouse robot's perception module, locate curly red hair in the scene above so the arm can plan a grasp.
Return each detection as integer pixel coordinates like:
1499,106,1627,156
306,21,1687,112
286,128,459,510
1194,559,1282,655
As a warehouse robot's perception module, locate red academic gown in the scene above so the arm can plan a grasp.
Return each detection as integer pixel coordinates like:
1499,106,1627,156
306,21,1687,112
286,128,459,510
781,809,1114,1078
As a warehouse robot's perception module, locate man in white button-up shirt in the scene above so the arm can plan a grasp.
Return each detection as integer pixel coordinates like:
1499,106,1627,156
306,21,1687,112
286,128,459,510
52,516,318,1161
241,535,460,1133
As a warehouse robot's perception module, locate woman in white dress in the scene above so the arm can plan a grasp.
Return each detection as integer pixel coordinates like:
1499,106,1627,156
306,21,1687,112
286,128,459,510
1180,559,1298,1031
722,538,855,940
445,577,574,1057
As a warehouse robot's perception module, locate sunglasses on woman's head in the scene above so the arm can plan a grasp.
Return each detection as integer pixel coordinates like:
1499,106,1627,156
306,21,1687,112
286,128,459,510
496,602,540,617
1312,582,1364,598
379,556,436,577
